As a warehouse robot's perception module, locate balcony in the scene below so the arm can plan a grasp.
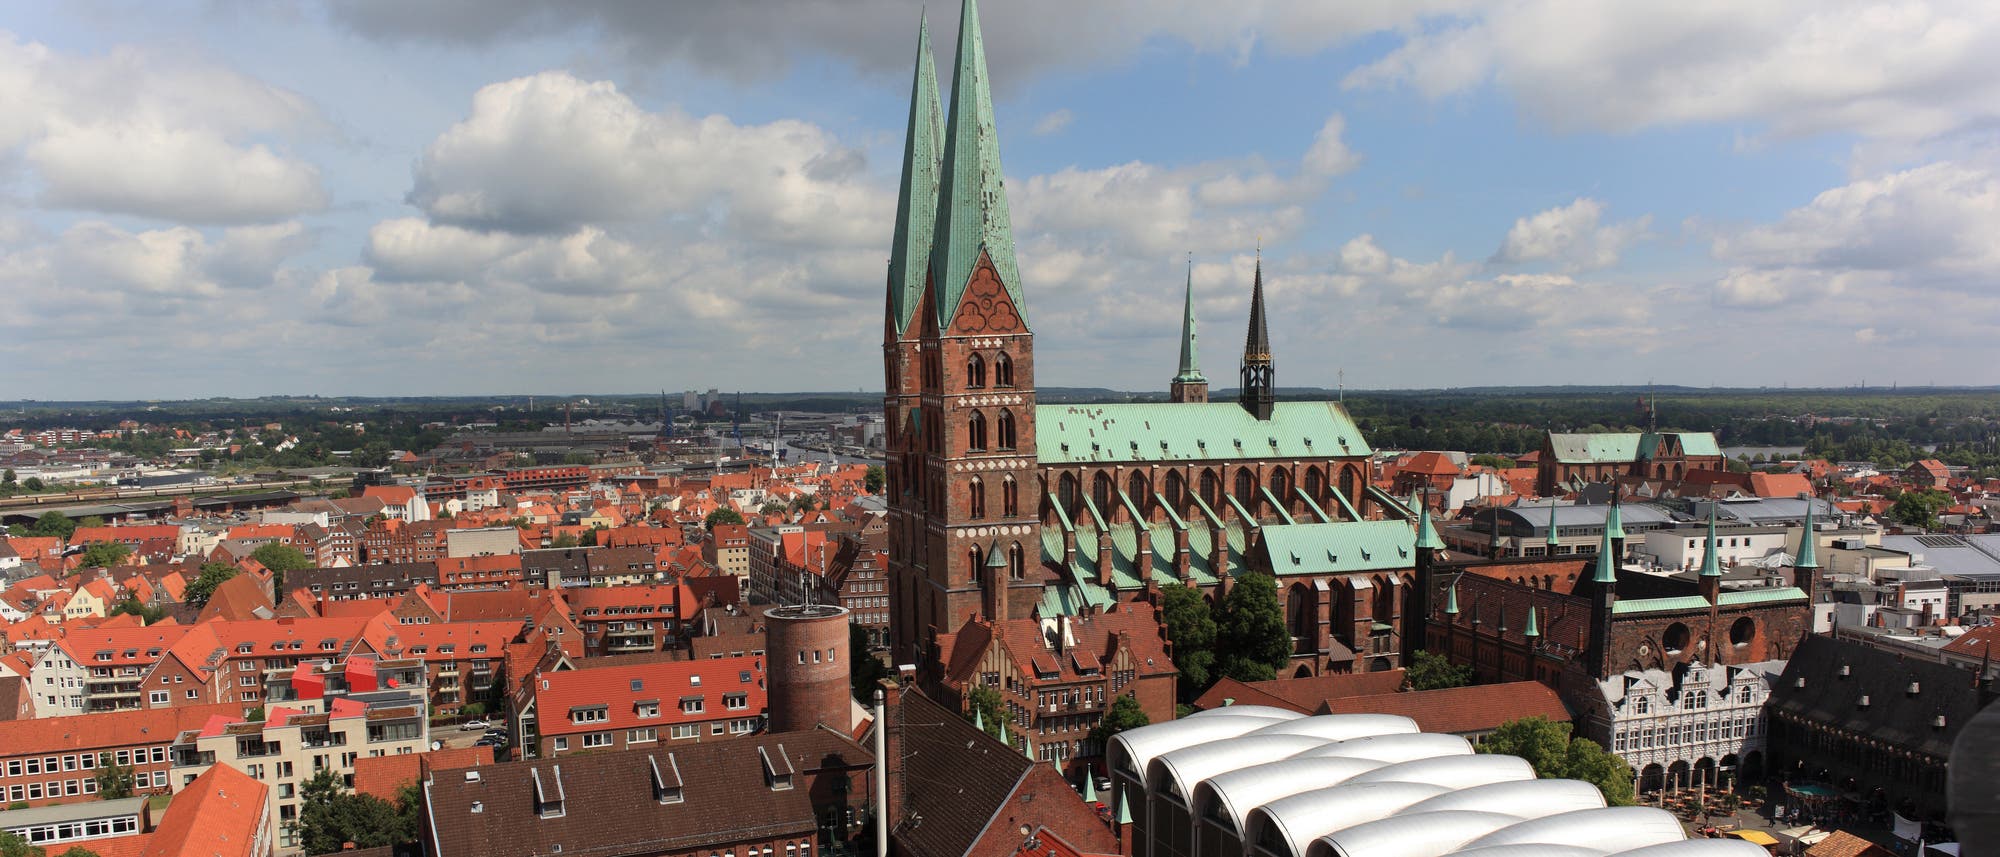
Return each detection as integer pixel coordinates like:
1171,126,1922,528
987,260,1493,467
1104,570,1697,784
172,748,217,768
93,688,143,700
607,639,655,653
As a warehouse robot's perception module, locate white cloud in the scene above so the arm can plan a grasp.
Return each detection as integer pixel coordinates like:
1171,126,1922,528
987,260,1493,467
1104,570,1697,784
1493,197,1651,272
1032,109,1073,136
0,32,328,223
407,71,890,241
1345,1,2000,142
1713,162,2000,277
1302,114,1362,177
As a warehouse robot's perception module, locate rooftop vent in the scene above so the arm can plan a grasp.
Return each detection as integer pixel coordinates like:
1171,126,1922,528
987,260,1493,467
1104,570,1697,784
1858,695,1871,708
464,771,481,783
469,801,483,814
1839,665,1850,677
1908,681,1921,695
1935,715,1947,729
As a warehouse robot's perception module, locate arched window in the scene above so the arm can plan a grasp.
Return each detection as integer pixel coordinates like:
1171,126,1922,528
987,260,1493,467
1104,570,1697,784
967,353,986,388
1127,471,1151,518
1165,471,1187,513
1199,469,1220,511
1092,471,1115,515
1009,541,1025,580
1268,467,1292,504
997,410,1017,450
966,410,987,451
994,352,1014,387
1663,622,1691,655
1339,466,1357,507
1059,472,1081,513
1730,617,1755,647
969,476,985,519
1305,467,1326,503
1002,476,1019,517
1233,469,1257,504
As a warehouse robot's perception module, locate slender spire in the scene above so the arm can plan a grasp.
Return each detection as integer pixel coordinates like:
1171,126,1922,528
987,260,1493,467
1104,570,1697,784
1699,504,1722,578
1116,790,1133,825
1592,526,1618,584
1605,494,1627,541
1444,580,1460,615
931,0,1025,329
1175,257,1204,383
1524,605,1540,639
1546,502,1561,548
1794,501,1821,570
1238,252,1274,419
1416,502,1444,551
887,11,943,335
1082,770,1097,804
1489,507,1504,556
973,706,985,732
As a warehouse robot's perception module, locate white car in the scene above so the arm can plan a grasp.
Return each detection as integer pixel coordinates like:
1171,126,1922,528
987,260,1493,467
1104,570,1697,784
459,719,490,731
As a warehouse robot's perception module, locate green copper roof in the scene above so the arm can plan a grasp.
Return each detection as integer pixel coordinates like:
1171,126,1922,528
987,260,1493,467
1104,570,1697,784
1524,605,1539,638
1444,581,1460,614
1175,261,1204,383
1545,503,1561,547
1698,505,1722,577
1416,504,1444,551
1604,500,1626,540
1794,503,1821,570
1116,790,1132,824
1591,527,1617,584
1082,770,1097,803
1036,401,1371,465
985,541,1008,568
930,0,1025,330
1717,587,1808,606
1260,520,1415,576
886,11,942,335
1611,595,1714,615
1546,432,1642,465
972,706,985,732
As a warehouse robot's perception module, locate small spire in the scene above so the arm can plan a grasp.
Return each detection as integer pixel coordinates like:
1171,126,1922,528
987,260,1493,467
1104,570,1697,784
1794,501,1821,570
985,542,1008,568
1023,736,1034,760
1116,789,1133,825
1082,770,1097,804
1489,508,1504,555
973,706,985,732
1175,255,1204,383
1545,502,1561,548
1592,526,1617,584
1444,581,1460,615
1239,251,1274,419
1524,605,1540,638
1416,502,1444,551
1699,505,1723,578
1605,494,1627,541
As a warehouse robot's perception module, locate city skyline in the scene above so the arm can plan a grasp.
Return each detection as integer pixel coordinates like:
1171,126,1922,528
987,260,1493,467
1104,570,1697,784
2,1,1997,399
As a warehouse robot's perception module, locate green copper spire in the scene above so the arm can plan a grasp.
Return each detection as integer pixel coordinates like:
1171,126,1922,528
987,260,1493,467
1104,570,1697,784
887,11,942,335
1524,605,1540,638
973,706,985,732
1082,770,1097,804
1794,501,1821,570
1023,736,1034,759
931,0,1026,329
1546,503,1561,548
1175,259,1204,383
1699,504,1722,578
1605,496,1627,541
1592,526,1617,584
1416,502,1444,551
1116,790,1133,825
985,542,1008,569
1444,581,1460,615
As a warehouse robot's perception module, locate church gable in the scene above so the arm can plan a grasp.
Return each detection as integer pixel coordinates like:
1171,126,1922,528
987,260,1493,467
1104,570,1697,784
945,251,1025,335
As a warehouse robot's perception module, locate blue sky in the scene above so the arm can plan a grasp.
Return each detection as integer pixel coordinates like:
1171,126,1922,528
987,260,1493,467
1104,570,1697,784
1,0,1996,398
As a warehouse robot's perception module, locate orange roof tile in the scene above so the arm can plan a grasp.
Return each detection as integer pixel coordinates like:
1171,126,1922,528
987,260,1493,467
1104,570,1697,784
0,701,242,755
1318,682,1570,734
351,745,495,800
141,762,269,857
534,653,765,738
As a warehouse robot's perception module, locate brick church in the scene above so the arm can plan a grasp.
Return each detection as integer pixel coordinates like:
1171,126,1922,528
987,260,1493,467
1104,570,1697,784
880,0,1419,694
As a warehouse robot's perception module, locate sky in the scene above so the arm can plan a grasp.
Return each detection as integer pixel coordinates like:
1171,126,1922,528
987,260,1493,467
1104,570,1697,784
1,0,1997,399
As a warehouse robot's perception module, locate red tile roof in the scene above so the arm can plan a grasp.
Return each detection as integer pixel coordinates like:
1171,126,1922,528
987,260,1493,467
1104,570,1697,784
0,702,243,756
141,762,268,857
1748,472,1815,499
534,653,765,738
1317,681,1570,735
350,745,495,800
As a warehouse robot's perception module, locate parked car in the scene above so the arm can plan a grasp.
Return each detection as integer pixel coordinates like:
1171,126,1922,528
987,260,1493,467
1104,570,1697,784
460,719,490,731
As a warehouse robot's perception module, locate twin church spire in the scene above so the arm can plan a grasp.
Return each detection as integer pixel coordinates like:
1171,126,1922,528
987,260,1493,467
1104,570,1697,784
886,0,1026,337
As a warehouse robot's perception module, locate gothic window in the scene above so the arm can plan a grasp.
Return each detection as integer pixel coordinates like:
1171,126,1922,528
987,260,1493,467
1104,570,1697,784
1233,469,1257,506
967,410,987,451
1305,467,1325,503
967,354,986,388
969,477,986,520
1269,467,1291,505
1339,466,1357,507
1092,471,1115,515
1009,542,1025,580
1199,469,1220,511
1002,476,1019,517
1165,471,1187,514
1127,471,1151,518
1059,472,1081,513
994,352,1014,387
997,410,1017,449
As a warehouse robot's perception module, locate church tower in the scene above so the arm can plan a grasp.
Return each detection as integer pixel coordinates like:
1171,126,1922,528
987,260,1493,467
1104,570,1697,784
887,0,1042,665
1239,255,1275,420
1169,260,1208,403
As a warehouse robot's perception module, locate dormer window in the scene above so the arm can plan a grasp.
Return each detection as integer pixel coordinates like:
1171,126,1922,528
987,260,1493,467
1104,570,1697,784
570,706,607,724
649,754,684,805
532,766,566,819
758,745,795,791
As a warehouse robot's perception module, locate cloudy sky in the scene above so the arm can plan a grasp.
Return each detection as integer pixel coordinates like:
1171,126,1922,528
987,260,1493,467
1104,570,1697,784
2,0,1997,399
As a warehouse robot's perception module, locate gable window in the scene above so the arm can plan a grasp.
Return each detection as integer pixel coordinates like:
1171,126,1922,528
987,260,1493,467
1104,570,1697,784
994,352,1013,387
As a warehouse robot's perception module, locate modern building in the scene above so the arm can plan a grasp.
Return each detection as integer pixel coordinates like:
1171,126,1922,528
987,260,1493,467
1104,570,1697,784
527,653,766,758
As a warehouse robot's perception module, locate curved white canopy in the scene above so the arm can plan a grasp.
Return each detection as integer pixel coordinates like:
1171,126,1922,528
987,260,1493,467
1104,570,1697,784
1460,807,1687,852
1308,810,1526,857
1191,756,1389,834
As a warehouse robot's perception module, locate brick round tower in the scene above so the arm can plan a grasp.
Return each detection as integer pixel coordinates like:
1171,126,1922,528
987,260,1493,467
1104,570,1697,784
764,604,852,733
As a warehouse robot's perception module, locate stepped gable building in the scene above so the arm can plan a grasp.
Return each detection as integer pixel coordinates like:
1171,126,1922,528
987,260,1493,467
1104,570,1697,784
882,0,1416,684
1535,431,1726,496
1420,502,1816,793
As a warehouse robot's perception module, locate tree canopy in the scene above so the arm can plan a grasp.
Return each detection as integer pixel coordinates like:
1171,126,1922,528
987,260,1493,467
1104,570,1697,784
250,542,313,572
298,768,420,855
1159,584,1218,700
1089,693,1150,743
77,542,132,571
704,508,746,529
26,511,75,540
848,624,892,703
1476,716,1635,806
92,755,135,800
1891,489,1951,530
1215,572,1291,683
183,562,241,608
1404,650,1473,691
864,465,885,495
966,686,1007,739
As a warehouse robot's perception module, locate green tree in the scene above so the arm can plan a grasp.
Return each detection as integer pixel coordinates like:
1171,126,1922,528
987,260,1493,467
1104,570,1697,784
759,501,787,517
1477,716,1635,806
550,533,580,549
1469,454,1517,469
77,542,132,571
183,562,241,608
1215,572,1290,683
864,465,885,495
298,769,346,855
92,755,134,799
704,508,746,529
1089,693,1150,743
55,848,103,857
1404,650,1473,691
108,599,168,625
1159,584,1218,700
789,494,817,512
0,832,32,857
251,542,312,594
459,702,485,718
22,477,45,492
75,516,105,529
966,686,1007,738
1891,489,1950,530
1,469,13,485
28,511,74,539
849,624,892,703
